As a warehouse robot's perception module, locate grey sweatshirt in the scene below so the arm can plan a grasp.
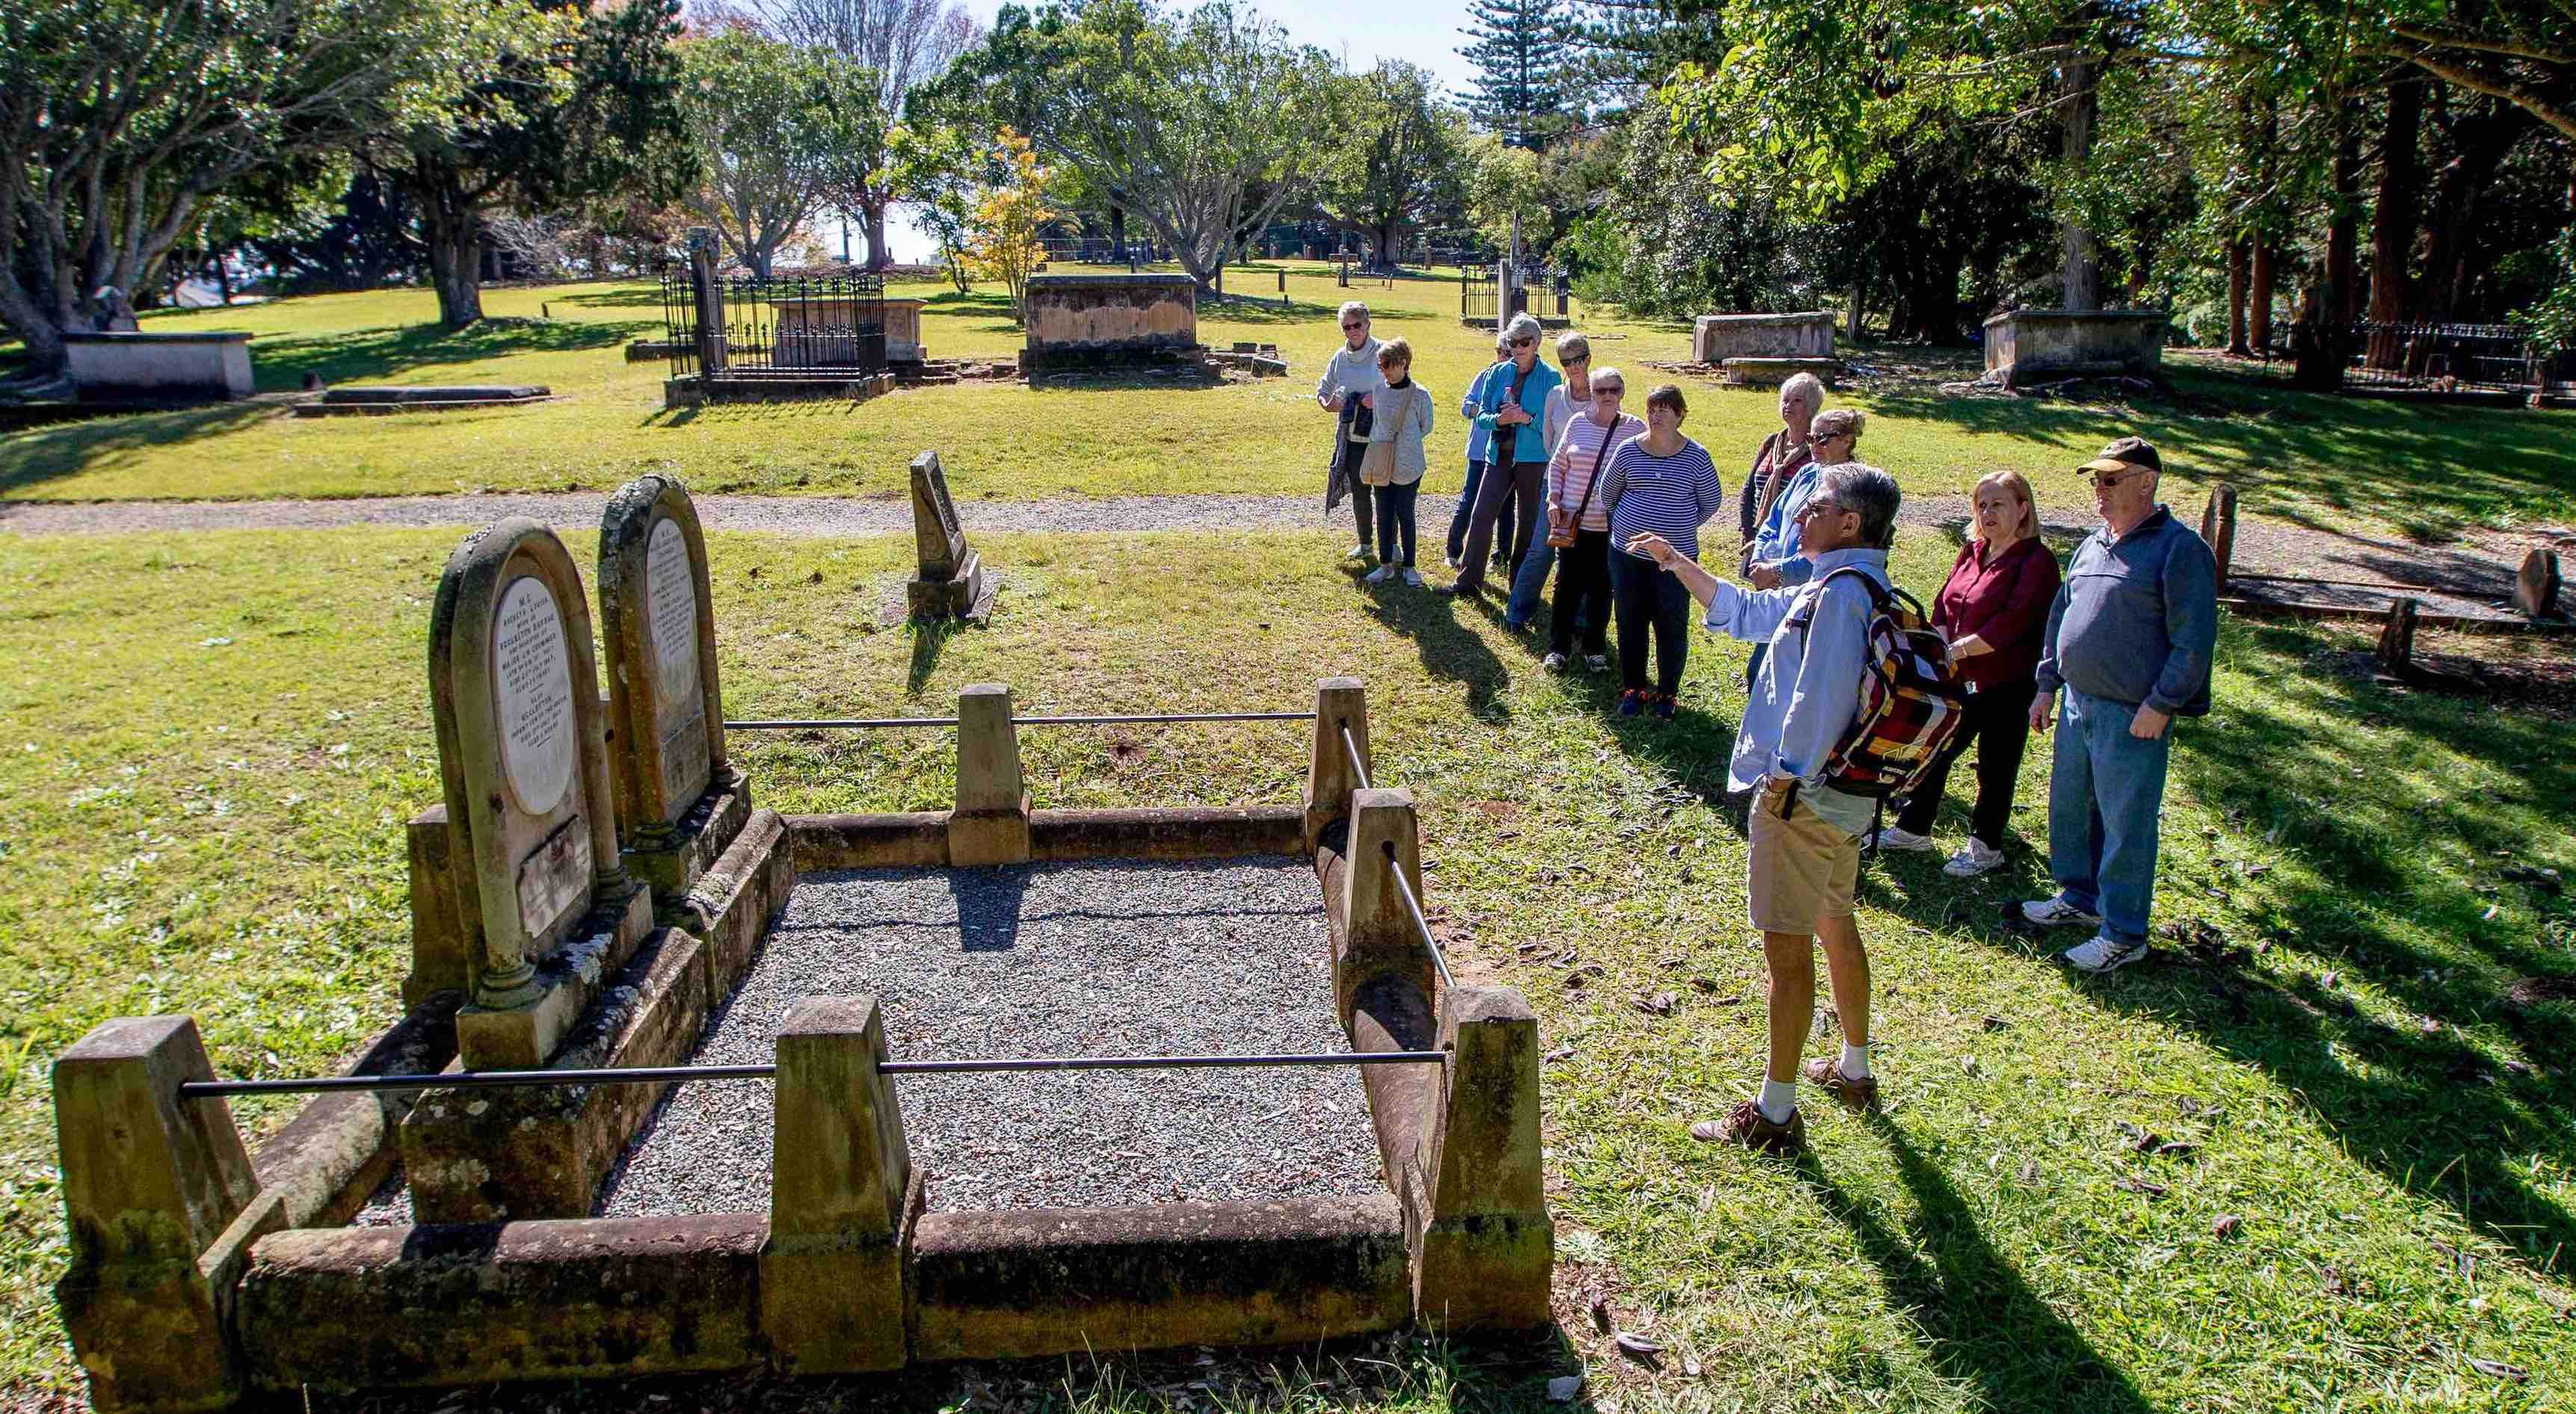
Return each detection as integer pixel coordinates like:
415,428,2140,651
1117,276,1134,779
2035,506,2219,715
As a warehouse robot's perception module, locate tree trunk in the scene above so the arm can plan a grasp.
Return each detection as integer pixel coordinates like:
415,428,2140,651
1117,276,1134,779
2368,80,2424,339
1846,272,1866,342
2327,102,2362,327
2227,238,2251,355
860,194,891,271
420,180,486,330
2059,56,2101,312
1109,205,1126,260
2249,244,2277,353
2421,97,2524,321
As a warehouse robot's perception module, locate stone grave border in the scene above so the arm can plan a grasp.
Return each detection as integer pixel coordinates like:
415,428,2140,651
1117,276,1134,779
53,676,1554,1410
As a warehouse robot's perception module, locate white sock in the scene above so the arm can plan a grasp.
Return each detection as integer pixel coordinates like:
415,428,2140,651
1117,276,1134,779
1840,1043,1871,1079
1758,1078,1799,1124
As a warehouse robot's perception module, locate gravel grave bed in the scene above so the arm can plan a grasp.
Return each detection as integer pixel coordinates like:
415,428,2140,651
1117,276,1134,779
592,858,1380,1217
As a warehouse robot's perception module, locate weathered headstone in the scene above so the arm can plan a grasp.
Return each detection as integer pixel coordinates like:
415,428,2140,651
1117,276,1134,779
2376,596,2420,676
2515,548,2562,620
426,519,652,1069
907,451,998,621
2201,484,2238,592
600,475,795,975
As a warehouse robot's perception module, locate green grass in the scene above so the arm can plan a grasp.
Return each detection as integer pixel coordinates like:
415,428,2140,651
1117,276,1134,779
2,525,2571,1410
4,262,2573,540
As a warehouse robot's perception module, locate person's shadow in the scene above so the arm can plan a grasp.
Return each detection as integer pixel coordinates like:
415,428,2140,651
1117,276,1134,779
1799,1118,2156,1413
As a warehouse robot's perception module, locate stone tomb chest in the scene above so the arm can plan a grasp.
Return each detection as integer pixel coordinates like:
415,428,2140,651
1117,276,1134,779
1692,312,1834,365
1020,273,1201,372
1982,309,2168,387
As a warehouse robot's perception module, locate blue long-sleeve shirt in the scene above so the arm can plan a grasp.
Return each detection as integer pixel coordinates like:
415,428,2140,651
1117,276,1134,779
2035,506,2219,716
1462,364,1500,463
1470,358,1563,463
1697,546,1892,836
1747,459,1831,587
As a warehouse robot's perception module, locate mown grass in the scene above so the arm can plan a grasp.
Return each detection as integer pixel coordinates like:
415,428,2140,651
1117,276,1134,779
3,262,2572,540
2,524,2571,1410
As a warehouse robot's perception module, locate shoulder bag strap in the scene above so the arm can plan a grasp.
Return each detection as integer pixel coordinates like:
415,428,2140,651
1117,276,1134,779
1566,420,1621,524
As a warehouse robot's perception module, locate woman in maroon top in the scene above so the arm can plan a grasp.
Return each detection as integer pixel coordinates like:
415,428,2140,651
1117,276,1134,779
1873,469,2062,876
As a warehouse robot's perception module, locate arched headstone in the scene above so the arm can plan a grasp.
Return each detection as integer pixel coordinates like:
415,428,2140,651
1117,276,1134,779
428,519,648,1067
2515,548,2561,621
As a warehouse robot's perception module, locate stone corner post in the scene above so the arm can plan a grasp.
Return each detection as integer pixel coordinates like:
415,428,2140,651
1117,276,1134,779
1303,677,1369,850
53,1016,285,1413
1408,986,1551,1333
686,226,727,376
2200,484,2237,593
948,683,1029,866
2377,596,2421,676
1337,787,1435,1027
762,995,918,1374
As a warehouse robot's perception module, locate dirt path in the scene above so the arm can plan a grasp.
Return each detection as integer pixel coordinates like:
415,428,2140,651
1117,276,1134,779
0,490,2544,608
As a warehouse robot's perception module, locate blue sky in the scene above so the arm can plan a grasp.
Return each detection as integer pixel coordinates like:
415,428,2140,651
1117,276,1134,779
871,0,1482,259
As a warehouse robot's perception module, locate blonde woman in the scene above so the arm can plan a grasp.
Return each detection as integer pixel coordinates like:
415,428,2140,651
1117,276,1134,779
1360,338,1434,585
1873,470,2062,875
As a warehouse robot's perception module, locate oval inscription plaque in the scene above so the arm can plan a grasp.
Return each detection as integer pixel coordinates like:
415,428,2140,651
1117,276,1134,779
490,574,577,818
645,516,700,706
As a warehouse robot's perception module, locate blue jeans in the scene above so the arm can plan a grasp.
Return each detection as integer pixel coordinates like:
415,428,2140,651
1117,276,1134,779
2047,687,2173,947
1503,537,1554,626
1445,456,1486,562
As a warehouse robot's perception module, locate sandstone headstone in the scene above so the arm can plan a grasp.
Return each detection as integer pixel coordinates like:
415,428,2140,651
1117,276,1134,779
906,451,998,622
429,519,649,1068
2200,484,2238,592
2515,548,2561,620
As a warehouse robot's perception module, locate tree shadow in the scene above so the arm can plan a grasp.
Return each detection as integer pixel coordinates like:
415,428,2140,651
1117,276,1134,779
1358,581,1513,717
1852,617,2576,1278
0,401,277,496
549,284,670,310
251,317,653,390
1797,1121,2156,1413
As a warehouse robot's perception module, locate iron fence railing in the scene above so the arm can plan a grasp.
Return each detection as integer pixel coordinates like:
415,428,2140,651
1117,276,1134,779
661,274,887,380
1461,265,1568,325
2346,321,2532,392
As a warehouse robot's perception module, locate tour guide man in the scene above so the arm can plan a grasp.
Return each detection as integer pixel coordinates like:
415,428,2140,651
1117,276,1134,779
2021,436,2219,974
1630,461,1906,1154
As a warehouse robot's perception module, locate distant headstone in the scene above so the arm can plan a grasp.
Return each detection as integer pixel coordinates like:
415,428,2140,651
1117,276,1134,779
2200,484,2238,591
428,519,649,1068
907,451,997,622
2515,549,2561,620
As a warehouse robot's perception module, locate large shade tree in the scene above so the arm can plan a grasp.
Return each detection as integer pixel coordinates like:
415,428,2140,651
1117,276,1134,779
754,0,979,268
0,0,515,374
676,31,882,277
1315,63,1470,271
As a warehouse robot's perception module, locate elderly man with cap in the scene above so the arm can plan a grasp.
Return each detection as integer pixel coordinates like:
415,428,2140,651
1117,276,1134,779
2020,436,2219,973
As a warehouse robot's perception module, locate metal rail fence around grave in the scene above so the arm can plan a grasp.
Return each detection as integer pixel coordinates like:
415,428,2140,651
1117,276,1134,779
2346,321,2533,392
659,273,889,380
1460,265,1569,326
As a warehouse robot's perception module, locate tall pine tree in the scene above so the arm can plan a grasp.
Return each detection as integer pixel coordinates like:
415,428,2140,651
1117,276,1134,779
1458,0,1575,150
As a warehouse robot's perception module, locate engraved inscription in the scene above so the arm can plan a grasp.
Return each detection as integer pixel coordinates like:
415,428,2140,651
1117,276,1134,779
491,574,577,818
646,517,700,707
515,812,594,941
659,711,710,812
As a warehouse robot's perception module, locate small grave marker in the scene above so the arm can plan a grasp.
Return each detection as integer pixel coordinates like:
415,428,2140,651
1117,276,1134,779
907,451,998,622
2515,548,2561,620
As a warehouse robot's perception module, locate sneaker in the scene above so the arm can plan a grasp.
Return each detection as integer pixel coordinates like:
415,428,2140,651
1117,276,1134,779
1944,839,2006,877
1690,1100,1805,1153
1443,552,1461,569
1402,569,1425,587
1432,581,1478,598
1802,1057,1881,1111
1616,689,1648,718
1585,654,1608,673
2020,895,2102,928
1542,652,1568,672
1871,825,1936,853
1650,693,1677,721
1346,543,1373,562
2063,933,2152,974
1362,564,1395,585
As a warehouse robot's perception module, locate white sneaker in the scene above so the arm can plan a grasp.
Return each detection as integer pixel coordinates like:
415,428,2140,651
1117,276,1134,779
1362,564,1395,584
1944,839,2006,877
1346,544,1373,562
1872,825,1936,852
1443,552,1461,569
2063,933,2151,974
1542,652,1568,672
1585,654,1608,672
2021,896,2103,928
1403,569,1425,587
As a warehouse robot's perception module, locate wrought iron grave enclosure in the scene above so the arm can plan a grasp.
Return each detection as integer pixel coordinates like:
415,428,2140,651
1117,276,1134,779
661,273,890,380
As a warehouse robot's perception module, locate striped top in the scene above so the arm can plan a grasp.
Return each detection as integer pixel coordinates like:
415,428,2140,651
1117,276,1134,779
1603,435,1726,561
1547,411,1645,531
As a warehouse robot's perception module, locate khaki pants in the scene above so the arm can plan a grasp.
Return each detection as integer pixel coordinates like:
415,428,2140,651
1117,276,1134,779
1747,782,1860,934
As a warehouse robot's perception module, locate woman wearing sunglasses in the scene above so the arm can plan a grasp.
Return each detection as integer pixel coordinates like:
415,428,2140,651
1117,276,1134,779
1316,300,1386,565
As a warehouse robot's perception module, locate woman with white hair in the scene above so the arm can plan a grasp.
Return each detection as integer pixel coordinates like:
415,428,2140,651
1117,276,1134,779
1438,312,1562,599
1316,300,1385,564
1738,371,1826,564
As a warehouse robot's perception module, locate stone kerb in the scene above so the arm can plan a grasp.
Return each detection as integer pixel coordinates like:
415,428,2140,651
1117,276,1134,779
54,1016,280,1413
949,683,1032,865
762,995,919,1374
427,519,650,1070
1335,788,1438,1029
1408,986,1551,1331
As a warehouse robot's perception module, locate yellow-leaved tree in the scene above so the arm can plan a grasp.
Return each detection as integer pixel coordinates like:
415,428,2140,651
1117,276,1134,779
964,127,1056,326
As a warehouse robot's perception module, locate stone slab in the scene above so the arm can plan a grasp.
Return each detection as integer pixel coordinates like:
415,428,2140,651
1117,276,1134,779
62,332,253,403
685,805,795,996
623,771,754,912
318,386,551,404
1722,356,1840,389
235,1214,766,1392
908,1195,1411,1361
249,1001,459,1232
1692,312,1833,364
402,806,466,1008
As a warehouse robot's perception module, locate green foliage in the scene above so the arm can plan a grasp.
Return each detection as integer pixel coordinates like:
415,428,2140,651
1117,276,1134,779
1456,0,1581,149
677,29,884,277
1313,63,1472,267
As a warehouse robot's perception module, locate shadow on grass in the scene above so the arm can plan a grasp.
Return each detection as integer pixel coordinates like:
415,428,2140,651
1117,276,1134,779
908,616,959,694
251,315,653,391
1799,1121,2156,1413
549,284,668,310
1860,617,2576,1277
0,401,277,497
1360,577,1512,717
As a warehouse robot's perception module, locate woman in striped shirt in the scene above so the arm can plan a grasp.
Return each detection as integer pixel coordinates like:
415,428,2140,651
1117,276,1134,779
1541,366,1642,673
1602,384,1728,719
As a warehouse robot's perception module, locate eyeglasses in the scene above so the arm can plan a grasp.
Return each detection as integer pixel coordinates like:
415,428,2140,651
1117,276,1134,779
1341,322,1365,332
2087,467,2145,488
1794,500,1846,522
1510,336,1536,348
1594,385,1624,397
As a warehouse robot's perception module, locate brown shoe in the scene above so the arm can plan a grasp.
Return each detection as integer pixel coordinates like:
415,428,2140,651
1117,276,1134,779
1689,1100,1806,1153
1804,1057,1881,1111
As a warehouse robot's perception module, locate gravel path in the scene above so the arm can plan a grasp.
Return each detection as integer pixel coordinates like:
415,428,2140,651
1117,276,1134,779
594,859,1379,1217
1,489,2534,602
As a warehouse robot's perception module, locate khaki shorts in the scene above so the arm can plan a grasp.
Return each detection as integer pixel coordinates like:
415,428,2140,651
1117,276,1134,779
1747,782,1861,933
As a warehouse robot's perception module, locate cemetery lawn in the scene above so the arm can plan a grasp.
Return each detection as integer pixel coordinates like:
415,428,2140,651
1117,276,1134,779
4,262,2575,544
4,525,2572,1411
